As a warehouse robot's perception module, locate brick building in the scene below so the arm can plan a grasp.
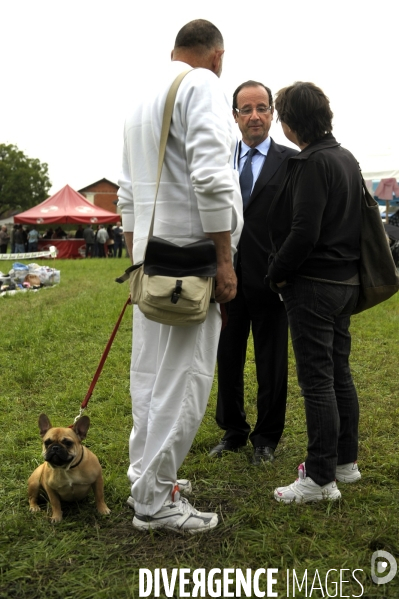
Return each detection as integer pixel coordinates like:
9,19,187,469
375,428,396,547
78,178,119,214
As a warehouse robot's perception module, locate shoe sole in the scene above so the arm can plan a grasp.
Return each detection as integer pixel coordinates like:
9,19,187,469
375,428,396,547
209,446,245,458
132,516,219,535
335,471,361,483
274,489,342,504
252,461,275,466
209,450,239,457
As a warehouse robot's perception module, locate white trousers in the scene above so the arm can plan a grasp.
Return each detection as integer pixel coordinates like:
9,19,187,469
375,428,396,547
127,304,221,515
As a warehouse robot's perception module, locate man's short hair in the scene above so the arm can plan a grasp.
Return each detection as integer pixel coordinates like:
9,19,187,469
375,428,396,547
275,82,333,144
232,81,274,110
174,19,223,51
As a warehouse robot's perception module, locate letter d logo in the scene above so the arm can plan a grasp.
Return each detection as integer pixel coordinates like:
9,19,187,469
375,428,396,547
371,550,397,585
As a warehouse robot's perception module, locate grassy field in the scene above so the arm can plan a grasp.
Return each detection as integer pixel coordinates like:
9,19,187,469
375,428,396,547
0,257,398,599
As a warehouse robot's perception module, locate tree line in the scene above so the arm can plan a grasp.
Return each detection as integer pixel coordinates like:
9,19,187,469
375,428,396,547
0,143,51,218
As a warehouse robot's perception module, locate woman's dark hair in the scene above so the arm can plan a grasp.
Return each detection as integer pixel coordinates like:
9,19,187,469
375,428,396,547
275,82,333,145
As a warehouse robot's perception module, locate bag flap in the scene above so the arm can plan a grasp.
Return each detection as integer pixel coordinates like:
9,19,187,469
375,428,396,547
144,237,217,277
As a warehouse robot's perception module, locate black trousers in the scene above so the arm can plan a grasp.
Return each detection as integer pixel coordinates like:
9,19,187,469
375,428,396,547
280,276,359,486
216,281,288,448
85,243,94,258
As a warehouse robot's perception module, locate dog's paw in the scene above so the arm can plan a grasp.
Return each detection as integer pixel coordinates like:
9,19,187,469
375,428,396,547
29,505,41,513
50,514,63,524
97,504,111,516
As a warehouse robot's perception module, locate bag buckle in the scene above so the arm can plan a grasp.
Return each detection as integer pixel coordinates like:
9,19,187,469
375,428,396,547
171,280,183,304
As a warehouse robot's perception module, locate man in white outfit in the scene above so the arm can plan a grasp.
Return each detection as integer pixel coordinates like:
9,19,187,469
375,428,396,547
117,19,243,534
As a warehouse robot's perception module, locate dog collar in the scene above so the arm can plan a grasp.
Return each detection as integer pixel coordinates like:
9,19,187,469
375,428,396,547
69,447,84,469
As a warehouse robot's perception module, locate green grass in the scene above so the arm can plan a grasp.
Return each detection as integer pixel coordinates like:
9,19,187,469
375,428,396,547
0,257,398,598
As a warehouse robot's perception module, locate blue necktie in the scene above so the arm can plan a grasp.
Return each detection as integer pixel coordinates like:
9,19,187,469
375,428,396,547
240,148,257,208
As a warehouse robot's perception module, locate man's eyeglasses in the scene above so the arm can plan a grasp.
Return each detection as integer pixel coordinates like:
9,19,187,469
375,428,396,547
234,106,272,116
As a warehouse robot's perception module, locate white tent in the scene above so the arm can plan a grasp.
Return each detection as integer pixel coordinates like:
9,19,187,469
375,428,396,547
359,152,399,181
0,217,14,227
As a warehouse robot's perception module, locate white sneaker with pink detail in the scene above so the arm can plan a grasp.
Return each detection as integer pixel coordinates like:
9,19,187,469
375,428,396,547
274,463,342,503
335,462,361,483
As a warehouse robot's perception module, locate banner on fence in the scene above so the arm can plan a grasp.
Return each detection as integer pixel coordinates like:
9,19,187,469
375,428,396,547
0,246,58,261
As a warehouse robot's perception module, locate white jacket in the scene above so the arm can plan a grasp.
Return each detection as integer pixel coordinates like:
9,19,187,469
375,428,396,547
117,61,243,262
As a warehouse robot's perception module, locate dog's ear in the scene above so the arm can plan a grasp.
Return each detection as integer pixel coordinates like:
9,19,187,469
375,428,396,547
39,414,52,437
73,415,90,441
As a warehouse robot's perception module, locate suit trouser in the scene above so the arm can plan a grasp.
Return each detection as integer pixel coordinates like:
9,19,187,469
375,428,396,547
216,283,288,448
128,304,221,516
113,240,123,258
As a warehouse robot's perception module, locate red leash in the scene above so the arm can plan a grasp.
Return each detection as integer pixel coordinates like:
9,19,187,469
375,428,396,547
71,298,131,424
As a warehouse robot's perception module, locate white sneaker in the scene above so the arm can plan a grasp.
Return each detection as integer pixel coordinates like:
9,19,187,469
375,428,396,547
173,479,192,496
132,497,218,534
126,479,192,510
274,463,342,504
336,462,361,483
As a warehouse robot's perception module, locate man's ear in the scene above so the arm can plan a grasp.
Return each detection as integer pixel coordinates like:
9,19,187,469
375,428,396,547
232,109,238,123
211,49,224,76
270,106,275,121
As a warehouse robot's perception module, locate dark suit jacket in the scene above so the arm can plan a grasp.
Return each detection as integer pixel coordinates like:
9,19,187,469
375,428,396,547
237,138,298,295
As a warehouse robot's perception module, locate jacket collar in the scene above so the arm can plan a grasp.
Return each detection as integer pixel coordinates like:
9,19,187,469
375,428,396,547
291,133,340,161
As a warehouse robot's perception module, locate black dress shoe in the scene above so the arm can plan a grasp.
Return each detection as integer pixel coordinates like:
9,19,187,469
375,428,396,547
252,446,275,465
209,439,244,457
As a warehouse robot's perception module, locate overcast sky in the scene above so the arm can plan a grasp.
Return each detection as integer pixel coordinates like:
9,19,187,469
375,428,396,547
1,0,397,195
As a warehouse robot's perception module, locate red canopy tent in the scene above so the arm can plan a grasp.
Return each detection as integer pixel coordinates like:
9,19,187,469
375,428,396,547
14,184,119,225
14,185,120,258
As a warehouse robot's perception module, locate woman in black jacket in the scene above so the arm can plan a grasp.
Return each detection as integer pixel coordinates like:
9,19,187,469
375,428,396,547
267,82,362,503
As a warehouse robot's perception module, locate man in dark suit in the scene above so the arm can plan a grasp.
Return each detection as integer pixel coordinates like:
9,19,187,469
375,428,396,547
209,81,298,464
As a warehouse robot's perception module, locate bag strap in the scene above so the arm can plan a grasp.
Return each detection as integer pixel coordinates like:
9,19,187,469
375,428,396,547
360,174,376,207
146,69,193,244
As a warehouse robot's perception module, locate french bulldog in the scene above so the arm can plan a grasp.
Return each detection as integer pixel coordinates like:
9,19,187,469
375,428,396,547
28,413,111,523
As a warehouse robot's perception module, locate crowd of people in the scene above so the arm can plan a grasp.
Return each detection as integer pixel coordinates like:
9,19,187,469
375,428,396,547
81,222,124,258
0,222,125,258
0,224,41,254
